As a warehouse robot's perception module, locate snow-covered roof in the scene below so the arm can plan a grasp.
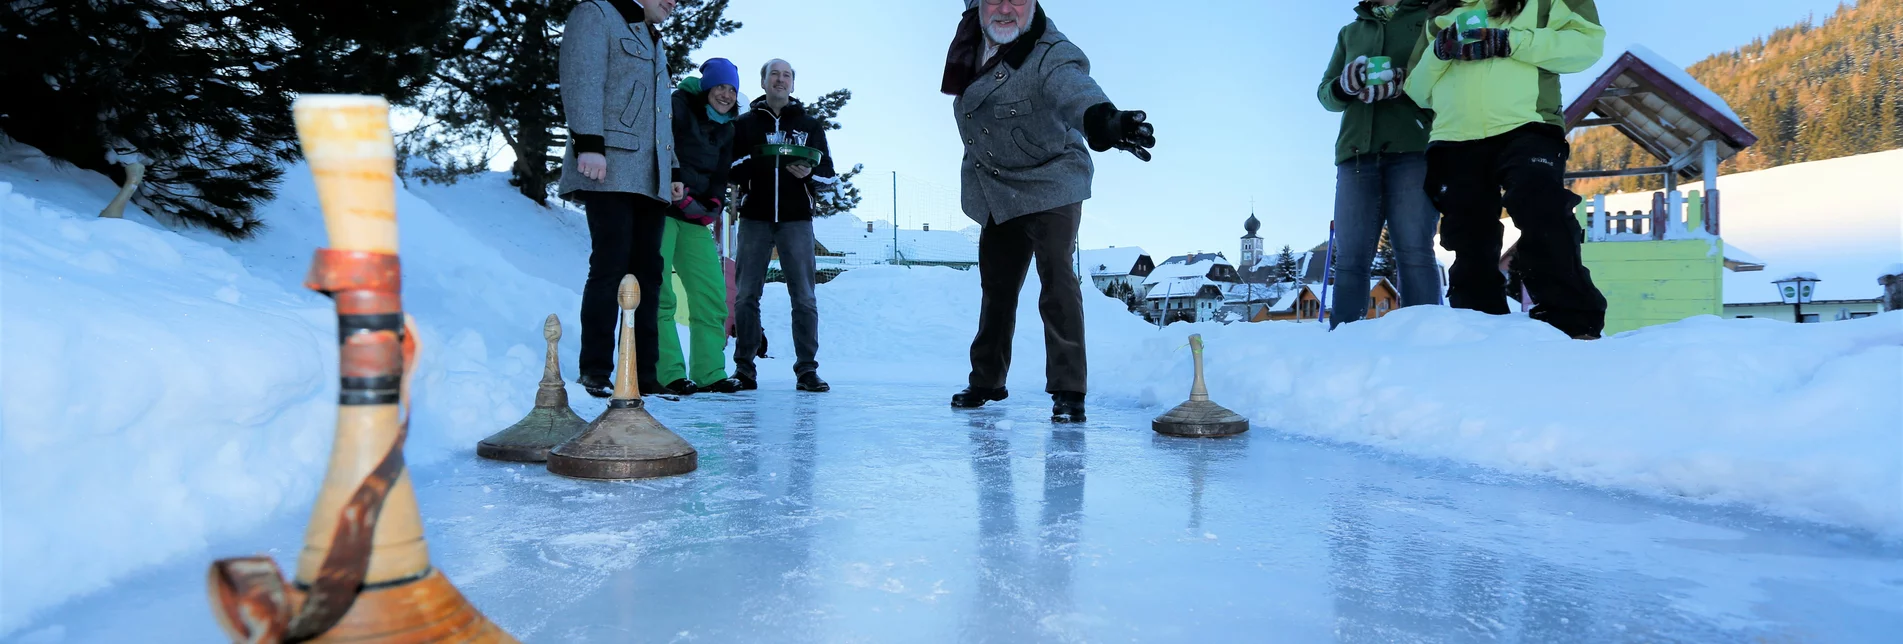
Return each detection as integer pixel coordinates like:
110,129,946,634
1080,246,1148,276
1563,45,1756,179
1145,280,1221,300
810,215,979,264
1774,272,1820,282
1144,259,1217,285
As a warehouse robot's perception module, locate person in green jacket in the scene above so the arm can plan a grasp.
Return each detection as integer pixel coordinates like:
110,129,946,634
656,58,746,395
1318,0,1444,329
1403,0,1608,339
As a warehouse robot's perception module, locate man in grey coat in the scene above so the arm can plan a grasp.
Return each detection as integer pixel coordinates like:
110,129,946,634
558,0,683,398
941,0,1155,422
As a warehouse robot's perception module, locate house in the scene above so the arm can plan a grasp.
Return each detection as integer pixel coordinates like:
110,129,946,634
1141,254,1241,324
1248,283,1324,322
1079,246,1154,299
1722,270,1885,322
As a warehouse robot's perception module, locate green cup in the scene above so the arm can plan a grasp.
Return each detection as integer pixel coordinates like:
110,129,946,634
1455,9,1489,44
1364,56,1395,86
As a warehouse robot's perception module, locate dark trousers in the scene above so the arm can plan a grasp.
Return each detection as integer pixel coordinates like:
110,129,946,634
1426,124,1607,337
732,219,819,378
968,204,1086,394
579,191,666,384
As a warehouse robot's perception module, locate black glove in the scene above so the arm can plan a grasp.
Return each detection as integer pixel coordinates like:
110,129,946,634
1084,103,1156,162
1338,57,1368,98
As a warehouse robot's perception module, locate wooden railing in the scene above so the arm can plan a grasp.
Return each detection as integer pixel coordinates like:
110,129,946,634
1575,189,1721,242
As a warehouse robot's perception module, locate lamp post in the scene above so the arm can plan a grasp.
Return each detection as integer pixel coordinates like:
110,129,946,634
1773,273,1820,323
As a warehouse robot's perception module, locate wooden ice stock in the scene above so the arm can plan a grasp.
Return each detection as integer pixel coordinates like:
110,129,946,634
205,96,512,643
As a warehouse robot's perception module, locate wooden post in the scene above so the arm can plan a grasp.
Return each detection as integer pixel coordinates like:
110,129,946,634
99,161,145,219
1590,195,1607,242
1667,190,1685,237
1706,189,1721,236
1685,190,1703,233
1649,192,1668,240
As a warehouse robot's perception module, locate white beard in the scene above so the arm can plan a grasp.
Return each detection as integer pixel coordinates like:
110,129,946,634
984,20,1025,46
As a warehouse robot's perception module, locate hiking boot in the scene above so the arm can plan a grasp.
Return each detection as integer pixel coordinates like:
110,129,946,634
1051,391,1086,424
797,372,831,393
699,377,742,394
578,374,612,399
662,379,699,396
951,386,1008,409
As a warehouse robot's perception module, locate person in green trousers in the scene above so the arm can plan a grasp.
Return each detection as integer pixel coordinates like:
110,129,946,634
656,59,746,395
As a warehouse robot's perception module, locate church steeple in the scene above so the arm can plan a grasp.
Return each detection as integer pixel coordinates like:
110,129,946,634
1240,209,1264,266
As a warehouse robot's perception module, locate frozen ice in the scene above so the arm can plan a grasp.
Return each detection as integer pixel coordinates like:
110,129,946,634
22,388,1903,642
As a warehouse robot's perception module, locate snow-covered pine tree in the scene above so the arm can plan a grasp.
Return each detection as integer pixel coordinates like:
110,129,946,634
805,88,863,217
1273,245,1302,284
0,0,453,239
405,0,738,204
1373,227,1398,283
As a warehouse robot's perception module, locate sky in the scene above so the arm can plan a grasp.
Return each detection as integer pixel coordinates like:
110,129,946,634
591,0,1861,261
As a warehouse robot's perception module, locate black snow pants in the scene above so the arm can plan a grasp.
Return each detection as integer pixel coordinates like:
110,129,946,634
1425,123,1607,338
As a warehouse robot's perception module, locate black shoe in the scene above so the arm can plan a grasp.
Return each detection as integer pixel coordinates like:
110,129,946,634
639,380,667,397
1051,391,1086,424
733,373,758,391
797,372,830,393
579,374,612,399
699,377,742,394
662,379,699,396
951,386,1008,409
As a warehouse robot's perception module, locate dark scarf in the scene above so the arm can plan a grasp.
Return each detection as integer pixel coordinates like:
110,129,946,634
940,5,1049,97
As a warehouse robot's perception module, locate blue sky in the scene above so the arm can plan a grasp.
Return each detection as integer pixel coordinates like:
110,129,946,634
683,0,1854,260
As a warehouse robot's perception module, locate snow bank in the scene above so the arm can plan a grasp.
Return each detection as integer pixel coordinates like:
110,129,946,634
0,145,591,635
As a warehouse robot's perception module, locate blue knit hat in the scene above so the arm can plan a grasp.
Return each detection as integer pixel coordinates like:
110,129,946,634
701,58,740,93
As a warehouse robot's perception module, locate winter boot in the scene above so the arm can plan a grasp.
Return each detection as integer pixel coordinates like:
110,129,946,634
797,372,831,393
579,374,613,399
699,378,743,394
662,379,699,396
952,386,1008,409
1051,392,1086,424
733,373,759,391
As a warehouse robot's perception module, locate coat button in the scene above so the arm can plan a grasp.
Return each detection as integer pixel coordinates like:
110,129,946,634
966,139,974,145
965,113,972,120
983,128,990,135
1010,109,1017,116
992,170,1000,177
995,71,1005,80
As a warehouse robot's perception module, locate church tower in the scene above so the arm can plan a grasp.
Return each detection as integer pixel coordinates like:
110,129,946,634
1240,211,1263,267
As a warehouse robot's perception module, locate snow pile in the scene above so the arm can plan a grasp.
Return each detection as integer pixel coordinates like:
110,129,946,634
0,145,591,636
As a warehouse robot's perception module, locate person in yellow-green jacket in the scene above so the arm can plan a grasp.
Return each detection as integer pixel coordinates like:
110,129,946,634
1403,0,1609,339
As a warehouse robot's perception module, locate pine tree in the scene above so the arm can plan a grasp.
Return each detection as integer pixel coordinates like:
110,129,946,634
404,0,739,204
1373,228,1399,283
1273,245,1302,284
806,88,863,217
1,0,454,239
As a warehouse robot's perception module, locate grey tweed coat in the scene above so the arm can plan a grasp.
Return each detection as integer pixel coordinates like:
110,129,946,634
557,0,677,202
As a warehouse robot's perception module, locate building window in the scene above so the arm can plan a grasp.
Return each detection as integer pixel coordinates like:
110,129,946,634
1850,312,1875,319
1800,314,1820,323
1735,315,1754,319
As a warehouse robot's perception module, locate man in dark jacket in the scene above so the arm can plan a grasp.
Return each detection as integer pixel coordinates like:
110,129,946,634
941,0,1155,423
729,58,837,393
557,0,682,398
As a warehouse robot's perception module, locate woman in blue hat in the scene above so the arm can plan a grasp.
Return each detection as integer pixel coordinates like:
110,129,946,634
655,57,744,395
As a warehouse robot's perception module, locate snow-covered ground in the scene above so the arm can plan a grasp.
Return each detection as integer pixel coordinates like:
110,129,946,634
2,141,1900,637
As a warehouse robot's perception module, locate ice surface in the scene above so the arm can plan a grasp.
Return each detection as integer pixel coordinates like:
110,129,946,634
19,388,1903,642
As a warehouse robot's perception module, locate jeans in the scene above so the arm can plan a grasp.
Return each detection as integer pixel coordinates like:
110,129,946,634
1332,152,1444,327
579,192,666,385
968,204,1087,394
732,219,819,378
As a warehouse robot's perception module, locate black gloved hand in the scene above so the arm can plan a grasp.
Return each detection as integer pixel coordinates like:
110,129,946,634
1084,103,1156,162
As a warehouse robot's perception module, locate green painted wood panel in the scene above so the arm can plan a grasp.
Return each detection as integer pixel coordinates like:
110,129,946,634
1582,239,1724,334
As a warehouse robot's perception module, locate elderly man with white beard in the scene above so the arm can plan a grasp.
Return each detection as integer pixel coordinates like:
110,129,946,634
942,0,1156,423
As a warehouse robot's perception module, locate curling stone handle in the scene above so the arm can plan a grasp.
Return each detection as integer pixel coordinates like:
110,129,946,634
541,314,564,387
613,276,640,400
1189,334,1209,402
292,95,399,254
